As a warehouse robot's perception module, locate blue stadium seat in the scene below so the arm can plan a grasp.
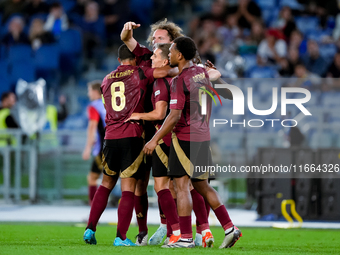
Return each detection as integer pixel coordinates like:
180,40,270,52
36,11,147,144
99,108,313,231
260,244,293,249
0,60,9,77
246,66,278,78
68,13,82,26
328,109,340,122
295,16,320,35
0,78,11,96
34,44,60,89
306,91,321,106
246,132,272,148
263,7,280,26
9,60,36,85
327,16,336,29
319,43,337,60
0,60,11,94
59,28,82,55
60,0,76,13
320,92,340,106
256,80,280,97
58,28,82,76
8,45,34,63
242,54,257,72
61,114,88,130
255,0,277,9
306,29,332,42
77,95,90,111
304,115,319,123
0,44,6,59
129,0,153,25
279,0,304,10
34,44,60,71
309,131,333,148
217,132,243,150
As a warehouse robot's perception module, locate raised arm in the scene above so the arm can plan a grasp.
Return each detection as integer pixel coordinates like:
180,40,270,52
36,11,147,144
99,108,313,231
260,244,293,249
205,60,221,81
212,78,233,100
120,21,140,52
207,69,221,81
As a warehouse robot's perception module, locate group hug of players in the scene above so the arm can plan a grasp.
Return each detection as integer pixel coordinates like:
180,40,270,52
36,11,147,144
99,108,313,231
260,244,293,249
83,19,242,248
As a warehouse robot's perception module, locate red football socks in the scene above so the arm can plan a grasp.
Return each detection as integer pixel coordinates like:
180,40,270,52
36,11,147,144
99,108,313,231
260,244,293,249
191,189,209,231
213,205,233,231
134,193,148,233
86,185,111,231
88,185,97,205
117,191,135,240
157,189,180,232
158,200,167,224
179,216,192,239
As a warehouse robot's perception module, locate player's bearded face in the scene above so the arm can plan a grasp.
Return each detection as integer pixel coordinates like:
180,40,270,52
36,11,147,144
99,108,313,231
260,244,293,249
152,29,171,45
169,43,178,67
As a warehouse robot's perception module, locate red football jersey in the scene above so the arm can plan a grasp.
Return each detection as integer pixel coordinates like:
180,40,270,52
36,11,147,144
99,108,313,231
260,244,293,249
101,65,154,139
169,66,212,142
151,77,172,146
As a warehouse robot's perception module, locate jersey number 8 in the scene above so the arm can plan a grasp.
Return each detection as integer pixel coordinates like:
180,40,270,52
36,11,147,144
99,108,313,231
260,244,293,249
110,82,126,111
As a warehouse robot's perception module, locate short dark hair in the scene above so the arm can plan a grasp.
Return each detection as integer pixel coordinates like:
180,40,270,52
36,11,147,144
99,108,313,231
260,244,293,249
155,43,171,61
173,37,197,61
87,80,102,93
118,44,135,61
1,92,13,103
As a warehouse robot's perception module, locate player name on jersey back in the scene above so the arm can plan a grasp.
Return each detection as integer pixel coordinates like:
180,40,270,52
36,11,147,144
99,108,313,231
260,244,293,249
101,65,153,140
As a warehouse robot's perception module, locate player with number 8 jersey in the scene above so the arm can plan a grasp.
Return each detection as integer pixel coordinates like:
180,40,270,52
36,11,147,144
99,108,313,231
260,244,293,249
83,44,155,247
101,58,154,140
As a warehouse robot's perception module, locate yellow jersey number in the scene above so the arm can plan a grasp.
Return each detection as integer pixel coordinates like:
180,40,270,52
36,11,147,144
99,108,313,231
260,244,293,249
110,81,126,111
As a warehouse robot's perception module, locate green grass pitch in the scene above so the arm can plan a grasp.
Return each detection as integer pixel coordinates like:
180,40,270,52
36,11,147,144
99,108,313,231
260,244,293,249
1,223,339,255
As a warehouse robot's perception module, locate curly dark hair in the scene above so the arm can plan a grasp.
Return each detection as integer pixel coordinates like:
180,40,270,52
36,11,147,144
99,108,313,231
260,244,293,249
147,18,184,46
173,36,197,61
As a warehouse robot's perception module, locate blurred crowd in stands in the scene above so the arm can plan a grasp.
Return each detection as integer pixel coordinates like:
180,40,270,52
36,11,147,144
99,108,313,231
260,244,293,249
1,0,340,101
189,0,340,91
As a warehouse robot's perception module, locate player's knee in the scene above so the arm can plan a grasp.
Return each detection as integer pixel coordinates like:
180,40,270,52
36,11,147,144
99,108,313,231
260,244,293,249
121,178,137,193
154,183,167,193
192,180,209,195
135,181,147,195
87,174,96,185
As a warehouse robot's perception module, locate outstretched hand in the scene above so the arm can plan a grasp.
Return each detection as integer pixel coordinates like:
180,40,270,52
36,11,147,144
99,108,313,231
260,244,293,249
205,60,217,70
123,22,141,31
